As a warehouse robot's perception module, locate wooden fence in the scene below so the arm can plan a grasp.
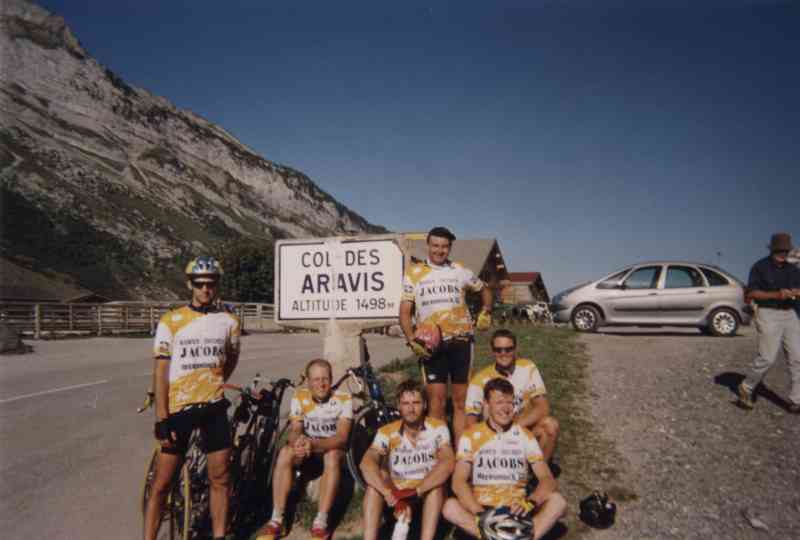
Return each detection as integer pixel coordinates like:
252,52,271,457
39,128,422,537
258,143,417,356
0,302,275,338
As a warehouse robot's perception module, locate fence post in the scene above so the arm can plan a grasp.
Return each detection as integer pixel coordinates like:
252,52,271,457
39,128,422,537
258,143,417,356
239,304,246,333
69,304,74,331
150,306,155,335
34,304,41,339
123,305,128,330
97,305,103,336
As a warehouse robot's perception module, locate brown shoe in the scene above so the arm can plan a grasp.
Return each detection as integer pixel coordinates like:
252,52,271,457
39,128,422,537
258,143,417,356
788,401,800,414
737,382,754,409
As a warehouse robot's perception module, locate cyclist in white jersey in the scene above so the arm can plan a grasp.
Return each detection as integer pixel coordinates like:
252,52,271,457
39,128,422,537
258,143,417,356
144,256,240,540
443,378,566,540
360,379,455,540
400,226,493,444
258,359,352,540
465,329,560,463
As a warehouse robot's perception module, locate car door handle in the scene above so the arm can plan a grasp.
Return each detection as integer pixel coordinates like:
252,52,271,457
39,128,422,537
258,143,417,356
697,290,706,294
648,293,658,296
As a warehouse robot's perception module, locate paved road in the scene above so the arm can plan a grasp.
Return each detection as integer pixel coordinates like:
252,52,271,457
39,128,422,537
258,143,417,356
0,332,410,538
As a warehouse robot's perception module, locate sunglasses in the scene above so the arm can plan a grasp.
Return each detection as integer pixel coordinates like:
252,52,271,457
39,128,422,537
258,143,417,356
492,346,515,353
191,281,218,289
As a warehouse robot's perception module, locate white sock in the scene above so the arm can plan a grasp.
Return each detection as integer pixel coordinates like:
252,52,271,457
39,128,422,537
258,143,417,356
270,509,284,524
313,512,328,529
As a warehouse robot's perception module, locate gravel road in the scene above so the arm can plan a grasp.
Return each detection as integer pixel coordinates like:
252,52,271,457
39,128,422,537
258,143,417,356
579,326,800,540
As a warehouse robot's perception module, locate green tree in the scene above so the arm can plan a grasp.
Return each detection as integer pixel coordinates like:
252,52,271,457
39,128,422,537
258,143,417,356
216,237,274,302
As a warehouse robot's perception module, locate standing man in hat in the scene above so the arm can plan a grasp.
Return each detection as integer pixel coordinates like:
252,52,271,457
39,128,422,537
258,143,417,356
738,233,800,412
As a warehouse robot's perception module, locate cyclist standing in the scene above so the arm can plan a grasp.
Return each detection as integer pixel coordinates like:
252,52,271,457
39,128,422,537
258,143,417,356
258,359,353,540
360,379,455,540
443,378,566,540
399,226,493,444
465,329,560,463
144,256,241,540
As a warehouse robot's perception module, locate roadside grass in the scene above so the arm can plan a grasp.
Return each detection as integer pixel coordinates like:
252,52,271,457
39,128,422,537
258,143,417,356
286,323,632,539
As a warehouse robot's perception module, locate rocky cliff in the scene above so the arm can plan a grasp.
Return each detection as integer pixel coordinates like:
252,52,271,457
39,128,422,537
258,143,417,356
0,0,386,300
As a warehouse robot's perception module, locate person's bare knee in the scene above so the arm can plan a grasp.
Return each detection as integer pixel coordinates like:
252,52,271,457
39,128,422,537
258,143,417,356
451,385,467,413
427,385,447,418
323,448,344,468
541,416,559,439
442,497,464,522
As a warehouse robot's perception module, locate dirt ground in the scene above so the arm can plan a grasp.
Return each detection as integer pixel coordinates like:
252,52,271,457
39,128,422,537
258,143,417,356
579,326,800,540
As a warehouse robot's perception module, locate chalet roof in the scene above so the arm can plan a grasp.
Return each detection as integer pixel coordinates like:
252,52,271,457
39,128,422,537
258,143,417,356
404,237,501,276
0,258,109,303
508,272,541,284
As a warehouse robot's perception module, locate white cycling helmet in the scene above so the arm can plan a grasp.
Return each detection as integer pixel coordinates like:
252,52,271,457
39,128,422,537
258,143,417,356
478,506,534,540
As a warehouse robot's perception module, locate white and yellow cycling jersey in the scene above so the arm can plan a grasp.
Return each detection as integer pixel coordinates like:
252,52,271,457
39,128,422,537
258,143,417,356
289,388,353,439
456,421,543,507
402,259,485,340
465,359,546,417
370,417,451,489
153,305,241,414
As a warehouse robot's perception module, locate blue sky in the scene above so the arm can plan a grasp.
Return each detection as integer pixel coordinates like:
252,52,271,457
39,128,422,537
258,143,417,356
39,0,799,295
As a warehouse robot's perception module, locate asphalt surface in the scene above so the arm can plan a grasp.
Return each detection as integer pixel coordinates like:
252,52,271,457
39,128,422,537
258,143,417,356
0,332,410,539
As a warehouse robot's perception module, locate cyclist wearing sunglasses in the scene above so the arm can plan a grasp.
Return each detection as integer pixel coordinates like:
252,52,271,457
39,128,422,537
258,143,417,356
464,329,559,463
144,256,241,540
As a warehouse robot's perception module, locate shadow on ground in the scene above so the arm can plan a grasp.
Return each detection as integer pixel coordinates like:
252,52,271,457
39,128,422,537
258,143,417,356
714,371,797,412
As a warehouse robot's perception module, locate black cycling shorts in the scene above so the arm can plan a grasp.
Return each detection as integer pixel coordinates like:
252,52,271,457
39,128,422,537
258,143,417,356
161,399,232,456
419,338,473,385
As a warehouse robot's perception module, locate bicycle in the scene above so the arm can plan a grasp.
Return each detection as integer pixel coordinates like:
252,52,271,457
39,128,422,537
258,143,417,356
224,374,302,537
139,392,209,540
339,339,401,491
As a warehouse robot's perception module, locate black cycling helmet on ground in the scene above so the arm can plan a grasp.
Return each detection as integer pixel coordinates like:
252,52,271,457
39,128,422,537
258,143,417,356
579,491,616,529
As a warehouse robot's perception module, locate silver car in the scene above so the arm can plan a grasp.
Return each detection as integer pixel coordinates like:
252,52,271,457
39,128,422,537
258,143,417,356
551,261,752,336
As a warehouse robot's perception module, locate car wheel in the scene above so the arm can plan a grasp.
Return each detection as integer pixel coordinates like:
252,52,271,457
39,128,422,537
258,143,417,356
708,308,738,337
571,305,601,333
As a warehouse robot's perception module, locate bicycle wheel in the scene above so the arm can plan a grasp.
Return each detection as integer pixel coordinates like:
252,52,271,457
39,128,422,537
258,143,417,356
183,434,211,540
229,426,262,534
264,421,289,490
345,404,398,491
141,447,186,540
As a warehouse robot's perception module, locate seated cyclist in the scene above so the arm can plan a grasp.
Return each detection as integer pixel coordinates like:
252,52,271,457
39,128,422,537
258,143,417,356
443,378,566,540
360,379,455,540
465,329,560,463
257,359,352,540
144,257,240,540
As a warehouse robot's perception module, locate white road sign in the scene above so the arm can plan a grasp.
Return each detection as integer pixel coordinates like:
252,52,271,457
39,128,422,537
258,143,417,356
276,238,404,322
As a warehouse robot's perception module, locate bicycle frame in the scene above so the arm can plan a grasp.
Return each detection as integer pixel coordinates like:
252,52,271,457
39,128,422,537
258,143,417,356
225,374,301,536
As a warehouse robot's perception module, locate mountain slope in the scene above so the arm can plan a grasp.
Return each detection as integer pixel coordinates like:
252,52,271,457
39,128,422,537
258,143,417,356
0,0,386,300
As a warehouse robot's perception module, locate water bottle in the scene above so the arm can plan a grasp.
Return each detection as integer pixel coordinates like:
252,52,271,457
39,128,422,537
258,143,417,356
391,514,410,540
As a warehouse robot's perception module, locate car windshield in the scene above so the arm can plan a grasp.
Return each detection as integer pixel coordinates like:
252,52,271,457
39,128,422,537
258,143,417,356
596,269,630,289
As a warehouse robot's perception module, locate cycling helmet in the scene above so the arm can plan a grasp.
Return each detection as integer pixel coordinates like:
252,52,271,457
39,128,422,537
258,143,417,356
579,491,616,529
413,322,442,354
184,256,223,278
477,506,534,540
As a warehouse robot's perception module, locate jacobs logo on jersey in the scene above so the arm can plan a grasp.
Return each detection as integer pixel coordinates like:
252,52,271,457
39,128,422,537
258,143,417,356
417,283,462,297
475,455,527,470
392,450,436,468
178,344,225,358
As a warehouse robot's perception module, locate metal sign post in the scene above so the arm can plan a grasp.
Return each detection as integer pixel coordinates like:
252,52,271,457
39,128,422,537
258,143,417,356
275,234,408,378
